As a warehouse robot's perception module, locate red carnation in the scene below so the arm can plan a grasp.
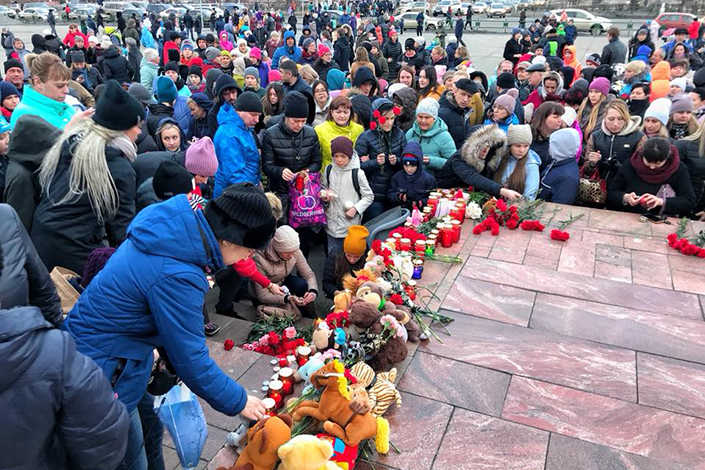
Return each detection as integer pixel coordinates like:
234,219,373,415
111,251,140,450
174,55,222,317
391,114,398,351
472,225,486,235
496,199,507,212
373,109,381,118
506,219,518,230
698,249,705,258
389,293,404,305
268,331,280,346
224,339,234,350
550,229,570,241
372,239,382,253
511,212,520,221
509,206,517,214
667,233,678,244
490,225,500,236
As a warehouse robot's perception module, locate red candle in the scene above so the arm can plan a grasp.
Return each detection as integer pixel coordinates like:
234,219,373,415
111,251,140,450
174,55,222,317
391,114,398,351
267,380,284,409
440,224,453,248
279,367,294,395
451,220,461,243
414,240,426,257
296,346,311,367
392,233,403,250
399,238,412,251
455,201,466,220
262,397,277,417
449,208,461,221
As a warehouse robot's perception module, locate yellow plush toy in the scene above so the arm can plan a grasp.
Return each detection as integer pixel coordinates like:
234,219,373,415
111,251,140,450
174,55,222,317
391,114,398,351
277,435,340,470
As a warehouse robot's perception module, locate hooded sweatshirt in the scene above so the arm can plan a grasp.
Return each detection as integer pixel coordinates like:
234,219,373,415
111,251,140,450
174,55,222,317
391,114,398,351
562,45,582,82
522,71,565,110
539,127,581,204
387,141,437,208
321,151,374,238
272,31,302,68
650,61,671,101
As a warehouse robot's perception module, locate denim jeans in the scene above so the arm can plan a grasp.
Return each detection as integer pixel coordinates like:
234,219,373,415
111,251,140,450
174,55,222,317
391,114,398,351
327,235,345,257
138,393,165,470
115,407,148,470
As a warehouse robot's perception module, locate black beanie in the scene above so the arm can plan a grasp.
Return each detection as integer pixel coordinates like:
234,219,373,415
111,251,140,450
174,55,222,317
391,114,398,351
164,61,180,74
93,80,145,131
204,183,277,249
4,58,23,73
188,65,202,78
404,38,415,50
694,67,705,88
496,72,516,90
284,91,309,118
70,50,86,63
235,91,263,113
153,160,193,200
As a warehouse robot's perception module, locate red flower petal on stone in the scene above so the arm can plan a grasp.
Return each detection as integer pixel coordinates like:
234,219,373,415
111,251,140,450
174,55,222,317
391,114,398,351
224,339,234,350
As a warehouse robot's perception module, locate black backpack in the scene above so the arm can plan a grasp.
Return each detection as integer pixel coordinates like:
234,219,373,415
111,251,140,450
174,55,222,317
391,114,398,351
325,165,362,200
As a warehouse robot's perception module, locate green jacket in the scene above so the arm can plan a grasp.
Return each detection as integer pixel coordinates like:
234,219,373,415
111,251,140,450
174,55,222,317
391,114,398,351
405,117,457,176
10,85,76,130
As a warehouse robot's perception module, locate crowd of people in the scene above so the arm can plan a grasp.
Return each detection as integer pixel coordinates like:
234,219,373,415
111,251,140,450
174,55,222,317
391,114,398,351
3,1,705,469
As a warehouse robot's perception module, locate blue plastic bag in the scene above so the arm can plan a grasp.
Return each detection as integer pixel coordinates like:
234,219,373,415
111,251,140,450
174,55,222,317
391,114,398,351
156,384,208,469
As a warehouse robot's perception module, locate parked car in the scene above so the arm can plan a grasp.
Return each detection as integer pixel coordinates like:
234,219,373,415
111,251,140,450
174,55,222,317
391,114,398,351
102,2,135,20
68,5,94,20
0,5,11,16
472,1,489,14
400,1,430,15
432,0,461,16
550,8,612,34
18,7,49,22
487,3,507,17
161,7,187,18
123,7,146,19
398,12,445,32
655,12,695,35
517,1,531,9
146,3,170,13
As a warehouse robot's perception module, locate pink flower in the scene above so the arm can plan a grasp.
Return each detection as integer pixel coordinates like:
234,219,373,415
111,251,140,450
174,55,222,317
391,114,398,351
258,335,269,347
284,326,297,339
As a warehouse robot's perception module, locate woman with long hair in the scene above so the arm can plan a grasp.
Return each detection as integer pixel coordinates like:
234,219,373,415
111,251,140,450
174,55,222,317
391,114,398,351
32,81,143,274
576,77,614,143
492,124,541,199
529,101,565,170
398,65,417,89
667,94,699,140
350,46,375,80
315,95,364,169
261,82,284,125
417,65,445,101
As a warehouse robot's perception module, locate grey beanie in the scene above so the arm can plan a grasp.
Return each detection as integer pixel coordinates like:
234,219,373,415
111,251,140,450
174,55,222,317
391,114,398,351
271,225,300,252
244,66,259,80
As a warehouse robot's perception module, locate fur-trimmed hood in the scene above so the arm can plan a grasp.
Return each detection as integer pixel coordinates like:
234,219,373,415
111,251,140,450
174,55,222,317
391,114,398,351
460,125,507,173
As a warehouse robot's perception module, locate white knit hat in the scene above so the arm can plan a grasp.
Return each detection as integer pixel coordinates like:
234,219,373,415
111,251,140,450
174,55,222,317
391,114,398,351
271,225,300,252
670,77,687,91
506,124,533,146
561,107,577,127
644,98,672,126
416,98,439,119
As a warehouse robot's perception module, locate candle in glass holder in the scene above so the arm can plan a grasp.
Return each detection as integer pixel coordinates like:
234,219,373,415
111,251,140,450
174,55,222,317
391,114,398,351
412,259,424,279
385,238,397,251
426,239,436,254
405,280,417,300
449,207,460,221
423,206,432,222
455,201,466,220
414,240,426,257
399,238,412,251
262,397,277,417
392,233,403,249
267,380,284,409
279,367,294,395
440,224,453,248
296,346,311,367
451,220,462,243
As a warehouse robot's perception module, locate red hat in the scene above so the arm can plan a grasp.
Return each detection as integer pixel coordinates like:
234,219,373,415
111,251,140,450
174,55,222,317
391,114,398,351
318,44,330,56
388,29,398,38
249,47,262,60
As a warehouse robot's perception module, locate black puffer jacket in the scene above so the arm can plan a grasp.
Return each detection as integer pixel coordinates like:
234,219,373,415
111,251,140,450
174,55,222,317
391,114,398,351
0,306,129,470
31,141,136,273
584,117,645,187
382,38,402,80
355,126,407,203
334,35,351,72
675,138,705,213
436,125,507,196
0,204,62,325
132,150,186,187
439,91,472,149
262,119,322,195
101,46,134,83
313,58,341,83
146,102,175,139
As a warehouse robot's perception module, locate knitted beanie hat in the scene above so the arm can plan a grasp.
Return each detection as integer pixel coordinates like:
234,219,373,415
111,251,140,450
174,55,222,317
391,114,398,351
249,47,262,59
271,225,301,252
644,98,671,125
92,80,145,131
204,183,277,249
318,44,330,56
164,61,180,73
670,77,687,91
670,93,694,115
128,83,156,105
0,81,20,103
205,46,221,62
284,91,309,118
496,72,516,90
416,97,439,119
153,160,193,200
185,137,218,177
404,37,416,50
80,247,116,289
3,58,23,73
188,65,203,78
589,77,610,96
269,69,282,82
506,124,533,146
244,66,259,79
235,90,263,113
493,88,518,115
156,76,178,103
331,136,354,159
344,225,369,256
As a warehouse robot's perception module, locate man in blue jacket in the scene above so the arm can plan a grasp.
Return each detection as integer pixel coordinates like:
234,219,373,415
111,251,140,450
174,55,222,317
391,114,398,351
214,92,262,196
272,30,302,68
63,183,277,470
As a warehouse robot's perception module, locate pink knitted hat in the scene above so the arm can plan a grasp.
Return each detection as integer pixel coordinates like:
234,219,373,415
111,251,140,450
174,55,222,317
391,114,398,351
185,137,218,177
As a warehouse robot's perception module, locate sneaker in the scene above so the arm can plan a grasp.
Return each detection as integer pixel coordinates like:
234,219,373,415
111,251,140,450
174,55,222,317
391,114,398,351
205,322,221,336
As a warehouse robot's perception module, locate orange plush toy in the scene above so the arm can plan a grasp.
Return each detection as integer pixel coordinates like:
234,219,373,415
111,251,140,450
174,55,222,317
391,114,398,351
216,415,293,470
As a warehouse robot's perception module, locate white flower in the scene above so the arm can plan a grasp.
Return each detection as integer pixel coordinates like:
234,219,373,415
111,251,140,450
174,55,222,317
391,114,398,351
466,202,482,220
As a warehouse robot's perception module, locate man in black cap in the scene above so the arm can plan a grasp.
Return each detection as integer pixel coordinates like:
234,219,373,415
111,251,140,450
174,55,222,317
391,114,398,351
4,59,25,98
262,91,321,257
525,62,545,95
663,27,692,56
207,74,240,137
439,78,483,148
280,59,312,96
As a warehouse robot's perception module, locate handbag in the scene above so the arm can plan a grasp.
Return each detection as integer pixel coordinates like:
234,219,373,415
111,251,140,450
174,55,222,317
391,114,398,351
288,172,327,228
577,164,607,205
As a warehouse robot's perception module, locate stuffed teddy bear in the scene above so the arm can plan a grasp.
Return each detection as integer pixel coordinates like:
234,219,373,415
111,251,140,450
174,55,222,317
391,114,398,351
278,435,340,470
350,362,402,418
394,304,421,343
216,415,293,470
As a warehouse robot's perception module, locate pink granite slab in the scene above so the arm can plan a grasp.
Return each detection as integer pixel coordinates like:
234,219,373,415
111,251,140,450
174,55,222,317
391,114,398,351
637,353,705,419
624,236,670,254
397,351,511,416
545,434,692,470
423,311,637,400
372,391,453,470
671,268,705,295
502,376,705,469
432,408,549,470
488,227,532,263
630,251,673,289
557,240,595,276
460,257,701,318
587,209,652,236
582,231,626,247
530,293,705,363
441,278,535,326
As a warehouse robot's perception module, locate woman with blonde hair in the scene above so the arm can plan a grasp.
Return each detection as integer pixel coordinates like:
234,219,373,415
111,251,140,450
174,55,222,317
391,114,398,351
32,80,144,273
350,46,375,79
10,52,75,128
576,77,614,143
640,98,671,139
315,95,364,168
299,64,319,86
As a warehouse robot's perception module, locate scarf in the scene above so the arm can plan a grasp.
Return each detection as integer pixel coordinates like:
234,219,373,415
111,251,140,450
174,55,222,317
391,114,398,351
631,148,680,184
670,122,689,140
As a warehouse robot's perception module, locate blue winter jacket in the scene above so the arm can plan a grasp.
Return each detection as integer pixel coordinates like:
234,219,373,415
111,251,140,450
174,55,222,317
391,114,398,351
272,30,302,68
538,157,579,204
63,196,247,415
483,113,520,134
141,25,156,49
213,104,261,197
497,149,542,200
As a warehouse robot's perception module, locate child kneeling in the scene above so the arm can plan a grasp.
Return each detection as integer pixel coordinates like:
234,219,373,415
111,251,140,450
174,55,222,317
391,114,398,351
388,141,437,209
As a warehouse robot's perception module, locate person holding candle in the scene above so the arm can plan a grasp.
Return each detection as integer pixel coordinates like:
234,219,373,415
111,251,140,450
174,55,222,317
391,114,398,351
388,141,438,210
322,225,369,299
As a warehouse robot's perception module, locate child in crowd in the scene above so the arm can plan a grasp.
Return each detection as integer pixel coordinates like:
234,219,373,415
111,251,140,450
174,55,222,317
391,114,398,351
184,136,219,206
538,128,581,205
322,225,369,299
321,136,374,255
492,124,541,200
388,141,437,209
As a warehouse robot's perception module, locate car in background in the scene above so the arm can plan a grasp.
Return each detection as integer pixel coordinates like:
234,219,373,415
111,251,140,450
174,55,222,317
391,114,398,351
146,3,170,14
550,9,612,34
487,3,507,17
0,5,11,16
130,1,148,9
517,0,531,8
161,7,187,18
68,5,94,20
472,1,489,14
398,12,445,32
190,6,223,24
400,1,430,15
18,7,49,21
655,12,695,34
432,0,461,16
123,7,145,19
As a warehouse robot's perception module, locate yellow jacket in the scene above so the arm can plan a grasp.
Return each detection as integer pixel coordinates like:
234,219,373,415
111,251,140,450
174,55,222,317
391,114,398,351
314,120,364,169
